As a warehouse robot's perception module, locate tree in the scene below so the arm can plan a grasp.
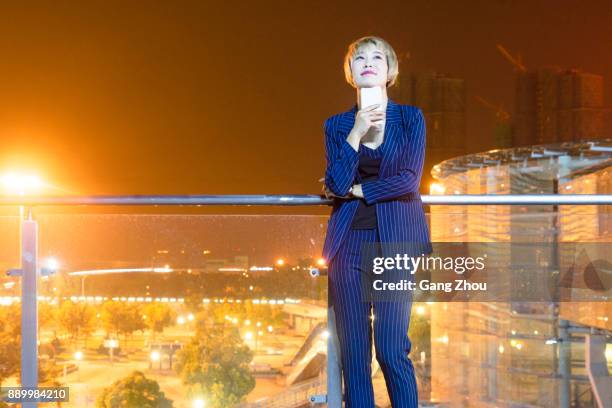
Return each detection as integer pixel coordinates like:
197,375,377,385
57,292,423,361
249,303,285,328
0,304,21,387
96,371,172,408
209,302,247,325
142,303,174,339
0,304,62,392
0,330,20,387
101,301,146,347
38,301,57,332
56,301,96,344
39,358,63,386
175,327,255,408
183,274,206,312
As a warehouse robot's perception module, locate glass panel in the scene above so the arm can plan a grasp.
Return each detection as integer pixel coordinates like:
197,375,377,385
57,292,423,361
2,214,329,407
0,209,609,407
428,208,610,408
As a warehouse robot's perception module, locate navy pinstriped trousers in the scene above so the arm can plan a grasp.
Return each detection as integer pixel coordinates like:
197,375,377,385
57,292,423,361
329,228,418,408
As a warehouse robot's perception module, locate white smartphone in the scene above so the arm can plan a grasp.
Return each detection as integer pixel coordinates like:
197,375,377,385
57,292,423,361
359,86,383,110
359,87,383,142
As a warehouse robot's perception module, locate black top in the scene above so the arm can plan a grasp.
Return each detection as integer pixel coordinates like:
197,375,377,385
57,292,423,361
350,144,382,229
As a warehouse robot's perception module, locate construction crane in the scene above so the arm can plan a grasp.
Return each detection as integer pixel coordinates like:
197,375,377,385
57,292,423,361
475,95,511,122
496,44,527,72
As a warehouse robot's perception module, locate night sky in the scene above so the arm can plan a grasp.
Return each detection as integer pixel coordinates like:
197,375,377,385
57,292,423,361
1,0,610,202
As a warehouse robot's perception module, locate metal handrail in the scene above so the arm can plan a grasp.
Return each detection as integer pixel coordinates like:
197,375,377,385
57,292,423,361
0,193,612,206
4,192,612,408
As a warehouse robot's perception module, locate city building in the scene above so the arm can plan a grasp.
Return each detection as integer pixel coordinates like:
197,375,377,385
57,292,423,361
515,68,606,146
429,139,612,407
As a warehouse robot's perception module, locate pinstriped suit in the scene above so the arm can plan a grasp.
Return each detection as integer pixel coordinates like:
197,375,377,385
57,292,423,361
322,99,433,264
322,99,433,407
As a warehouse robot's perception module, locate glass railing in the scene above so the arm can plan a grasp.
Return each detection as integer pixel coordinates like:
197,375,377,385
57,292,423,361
0,197,610,408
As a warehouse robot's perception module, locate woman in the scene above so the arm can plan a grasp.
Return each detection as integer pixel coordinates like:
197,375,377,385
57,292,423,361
322,36,433,408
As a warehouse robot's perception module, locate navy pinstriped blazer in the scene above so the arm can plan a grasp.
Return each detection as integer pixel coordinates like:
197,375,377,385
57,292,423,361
322,98,434,264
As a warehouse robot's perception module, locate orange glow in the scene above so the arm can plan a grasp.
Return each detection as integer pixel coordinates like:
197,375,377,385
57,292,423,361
1,171,43,194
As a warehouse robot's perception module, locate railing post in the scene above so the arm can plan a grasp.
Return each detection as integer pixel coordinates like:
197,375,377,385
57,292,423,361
21,211,39,408
558,319,570,408
327,305,342,407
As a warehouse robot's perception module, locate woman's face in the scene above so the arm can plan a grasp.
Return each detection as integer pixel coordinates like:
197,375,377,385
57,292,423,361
350,44,388,88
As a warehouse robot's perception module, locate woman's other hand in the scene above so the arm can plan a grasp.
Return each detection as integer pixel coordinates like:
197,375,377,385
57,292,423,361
319,177,353,200
350,184,364,198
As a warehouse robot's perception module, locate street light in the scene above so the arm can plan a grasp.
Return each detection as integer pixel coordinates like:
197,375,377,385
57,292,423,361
80,275,88,297
74,351,83,382
150,350,162,370
104,339,119,363
193,398,206,408
256,330,264,351
44,258,59,271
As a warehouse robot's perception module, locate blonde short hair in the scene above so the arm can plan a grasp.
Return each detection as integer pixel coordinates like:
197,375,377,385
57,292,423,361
343,36,399,88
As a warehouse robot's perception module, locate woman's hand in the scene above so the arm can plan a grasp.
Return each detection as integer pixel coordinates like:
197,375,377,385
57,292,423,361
319,177,353,200
320,181,363,200
347,104,385,151
350,184,364,198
